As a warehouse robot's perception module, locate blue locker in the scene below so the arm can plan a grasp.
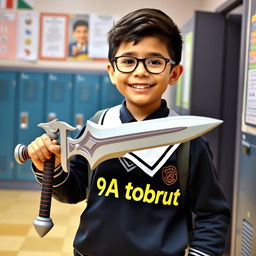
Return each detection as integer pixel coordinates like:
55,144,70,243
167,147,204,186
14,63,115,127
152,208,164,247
100,74,124,109
46,73,72,123
16,72,45,181
0,71,17,180
72,74,100,129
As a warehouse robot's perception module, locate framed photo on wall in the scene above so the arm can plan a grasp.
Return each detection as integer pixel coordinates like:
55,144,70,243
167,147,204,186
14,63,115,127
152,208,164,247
68,13,89,61
39,13,68,60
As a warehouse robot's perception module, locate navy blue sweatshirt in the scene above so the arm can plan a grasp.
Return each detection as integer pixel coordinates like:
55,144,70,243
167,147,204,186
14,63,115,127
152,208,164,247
33,100,230,256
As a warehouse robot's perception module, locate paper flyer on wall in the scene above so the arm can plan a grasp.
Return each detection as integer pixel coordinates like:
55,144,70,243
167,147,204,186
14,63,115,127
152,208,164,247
88,14,118,59
39,13,68,60
17,12,39,61
0,11,17,59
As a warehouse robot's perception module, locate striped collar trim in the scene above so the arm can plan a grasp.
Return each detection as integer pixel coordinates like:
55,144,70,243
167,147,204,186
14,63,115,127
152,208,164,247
101,105,180,177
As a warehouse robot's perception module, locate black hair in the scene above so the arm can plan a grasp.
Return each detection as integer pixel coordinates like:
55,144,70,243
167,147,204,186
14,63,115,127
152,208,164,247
108,8,182,65
73,19,88,31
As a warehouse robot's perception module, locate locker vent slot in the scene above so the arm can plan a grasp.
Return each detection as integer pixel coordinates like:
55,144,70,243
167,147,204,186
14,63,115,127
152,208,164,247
0,80,8,100
24,81,37,101
52,82,64,102
79,83,90,102
241,219,254,256
0,155,6,173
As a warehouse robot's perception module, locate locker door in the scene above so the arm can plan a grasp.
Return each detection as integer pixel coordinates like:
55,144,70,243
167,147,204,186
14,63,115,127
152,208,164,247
73,74,100,129
46,73,72,123
0,71,16,180
16,72,45,181
100,74,124,109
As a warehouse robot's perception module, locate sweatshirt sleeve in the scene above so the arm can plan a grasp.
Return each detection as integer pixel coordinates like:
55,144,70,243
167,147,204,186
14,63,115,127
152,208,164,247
32,125,89,204
187,137,230,256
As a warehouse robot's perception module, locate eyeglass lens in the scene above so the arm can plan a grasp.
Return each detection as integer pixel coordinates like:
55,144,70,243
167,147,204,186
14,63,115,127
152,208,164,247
115,57,167,73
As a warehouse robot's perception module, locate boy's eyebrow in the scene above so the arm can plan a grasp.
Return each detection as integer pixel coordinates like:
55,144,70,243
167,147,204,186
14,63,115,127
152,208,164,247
118,52,166,58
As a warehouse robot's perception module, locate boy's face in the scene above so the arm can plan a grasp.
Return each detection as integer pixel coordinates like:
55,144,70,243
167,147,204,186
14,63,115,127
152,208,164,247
107,36,183,115
73,25,88,45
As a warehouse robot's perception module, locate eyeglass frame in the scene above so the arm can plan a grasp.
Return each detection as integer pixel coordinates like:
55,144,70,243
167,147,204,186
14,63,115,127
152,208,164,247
111,56,176,74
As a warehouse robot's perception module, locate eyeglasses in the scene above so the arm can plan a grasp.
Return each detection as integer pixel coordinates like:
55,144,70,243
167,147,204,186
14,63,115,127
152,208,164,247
111,56,176,74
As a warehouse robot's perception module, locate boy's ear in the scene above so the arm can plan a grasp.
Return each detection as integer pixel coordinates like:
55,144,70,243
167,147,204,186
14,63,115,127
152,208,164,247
107,63,116,85
168,64,183,85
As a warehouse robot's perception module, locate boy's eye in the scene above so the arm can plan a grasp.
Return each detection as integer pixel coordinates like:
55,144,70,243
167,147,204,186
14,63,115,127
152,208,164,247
119,57,136,65
147,58,164,65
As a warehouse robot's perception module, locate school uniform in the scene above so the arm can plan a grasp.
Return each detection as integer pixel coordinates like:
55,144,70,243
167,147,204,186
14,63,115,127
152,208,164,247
68,42,88,57
33,99,230,256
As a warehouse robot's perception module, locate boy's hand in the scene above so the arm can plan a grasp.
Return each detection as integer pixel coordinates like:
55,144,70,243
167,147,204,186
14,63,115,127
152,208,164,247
28,134,61,171
72,46,80,56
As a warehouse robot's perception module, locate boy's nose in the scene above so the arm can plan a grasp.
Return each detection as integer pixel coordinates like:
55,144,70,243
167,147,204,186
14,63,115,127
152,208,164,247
133,61,148,75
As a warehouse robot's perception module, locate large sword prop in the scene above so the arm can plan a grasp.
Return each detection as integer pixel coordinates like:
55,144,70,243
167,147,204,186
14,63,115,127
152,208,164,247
14,115,222,237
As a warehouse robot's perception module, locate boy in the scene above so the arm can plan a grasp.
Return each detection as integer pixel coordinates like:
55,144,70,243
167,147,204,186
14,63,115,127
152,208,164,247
69,19,89,58
29,8,230,256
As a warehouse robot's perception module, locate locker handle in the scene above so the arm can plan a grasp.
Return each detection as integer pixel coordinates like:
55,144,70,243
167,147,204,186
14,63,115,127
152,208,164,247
76,114,84,129
242,140,250,155
20,112,28,129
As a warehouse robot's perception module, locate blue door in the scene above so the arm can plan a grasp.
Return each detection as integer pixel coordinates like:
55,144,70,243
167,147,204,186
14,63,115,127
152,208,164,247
0,71,17,180
72,74,100,129
100,74,124,109
45,73,72,123
16,72,45,181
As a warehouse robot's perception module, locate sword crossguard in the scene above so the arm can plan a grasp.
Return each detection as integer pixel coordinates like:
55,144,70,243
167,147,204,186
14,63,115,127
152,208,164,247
37,119,60,140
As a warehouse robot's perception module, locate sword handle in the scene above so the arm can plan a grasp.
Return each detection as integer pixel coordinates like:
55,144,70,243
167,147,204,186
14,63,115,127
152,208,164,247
39,154,55,218
13,143,55,237
30,154,55,237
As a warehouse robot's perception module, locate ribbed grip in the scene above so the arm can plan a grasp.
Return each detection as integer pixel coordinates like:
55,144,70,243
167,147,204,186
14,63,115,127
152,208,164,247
39,154,55,218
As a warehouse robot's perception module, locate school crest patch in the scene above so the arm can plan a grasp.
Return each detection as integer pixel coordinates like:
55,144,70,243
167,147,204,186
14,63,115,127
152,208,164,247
162,165,178,186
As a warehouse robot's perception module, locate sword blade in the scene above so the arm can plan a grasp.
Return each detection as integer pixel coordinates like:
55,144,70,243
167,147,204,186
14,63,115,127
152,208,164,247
65,115,222,170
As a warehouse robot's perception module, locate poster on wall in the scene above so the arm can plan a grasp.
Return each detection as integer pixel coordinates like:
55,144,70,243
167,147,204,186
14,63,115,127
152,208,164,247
17,0,34,10
17,12,39,61
68,13,89,60
245,12,256,126
181,31,193,111
0,11,16,59
88,14,117,59
0,0,13,9
39,13,68,60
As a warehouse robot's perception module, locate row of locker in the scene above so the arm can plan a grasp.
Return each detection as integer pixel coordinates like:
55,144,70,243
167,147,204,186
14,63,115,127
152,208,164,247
0,70,124,181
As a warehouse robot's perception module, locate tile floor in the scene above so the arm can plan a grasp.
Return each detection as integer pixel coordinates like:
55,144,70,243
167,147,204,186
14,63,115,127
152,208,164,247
0,189,231,256
0,189,86,256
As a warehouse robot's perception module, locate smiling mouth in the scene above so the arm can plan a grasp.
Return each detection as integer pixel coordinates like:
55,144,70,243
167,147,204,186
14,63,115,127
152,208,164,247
128,84,153,89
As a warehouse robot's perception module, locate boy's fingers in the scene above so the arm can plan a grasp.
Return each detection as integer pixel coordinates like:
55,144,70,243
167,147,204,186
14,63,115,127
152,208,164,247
41,134,61,158
48,144,61,157
29,140,48,162
28,134,60,164
41,134,52,149
37,135,52,159
52,140,59,145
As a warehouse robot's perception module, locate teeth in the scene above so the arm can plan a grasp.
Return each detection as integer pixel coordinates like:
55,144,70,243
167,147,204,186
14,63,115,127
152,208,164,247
130,84,151,89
